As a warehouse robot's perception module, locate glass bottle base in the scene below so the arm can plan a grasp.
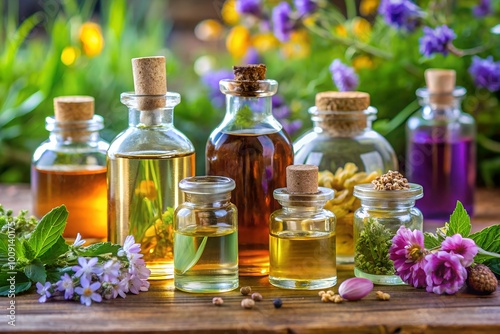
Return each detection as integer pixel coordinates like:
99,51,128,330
269,276,337,290
354,267,404,285
174,276,239,293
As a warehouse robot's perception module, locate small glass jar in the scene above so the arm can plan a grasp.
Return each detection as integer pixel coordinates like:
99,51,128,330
353,183,423,285
269,187,336,290
32,96,109,243
294,92,398,265
174,176,238,293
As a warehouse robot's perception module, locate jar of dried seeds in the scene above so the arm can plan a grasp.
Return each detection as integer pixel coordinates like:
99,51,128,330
353,171,423,285
294,91,398,264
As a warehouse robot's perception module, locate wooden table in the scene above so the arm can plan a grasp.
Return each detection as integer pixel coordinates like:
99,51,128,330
1,185,500,333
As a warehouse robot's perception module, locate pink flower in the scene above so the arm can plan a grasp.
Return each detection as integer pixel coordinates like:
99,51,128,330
389,226,428,288
424,251,467,294
101,259,121,283
72,257,102,280
75,276,102,306
36,282,52,303
441,234,478,267
118,235,142,258
56,273,74,299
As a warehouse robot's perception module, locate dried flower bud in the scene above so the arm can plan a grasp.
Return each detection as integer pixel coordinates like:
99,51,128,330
318,290,326,297
338,277,374,301
332,295,344,303
375,291,390,301
326,290,335,296
372,170,409,191
321,294,330,303
212,297,224,306
251,292,263,301
241,298,255,309
240,286,252,296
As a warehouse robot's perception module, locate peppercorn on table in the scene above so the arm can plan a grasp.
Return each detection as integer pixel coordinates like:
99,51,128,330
2,184,500,334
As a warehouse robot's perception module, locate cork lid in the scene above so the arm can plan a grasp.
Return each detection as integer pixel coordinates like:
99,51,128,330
425,69,456,94
233,64,266,81
286,165,319,194
53,96,94,121
132,56,167,110
315,91,370,111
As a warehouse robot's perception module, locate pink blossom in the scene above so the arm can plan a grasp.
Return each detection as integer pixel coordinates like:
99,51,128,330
56,273,74,299
118,235,142,258
441,234,478,267
424,251,467,294
72,257,102,280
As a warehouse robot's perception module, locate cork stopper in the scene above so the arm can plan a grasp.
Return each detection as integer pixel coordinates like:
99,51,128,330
132,56,167,110
425,69,455,104
230,64,267,96
53,96,94,121
286,165,319,194
315,91,370,111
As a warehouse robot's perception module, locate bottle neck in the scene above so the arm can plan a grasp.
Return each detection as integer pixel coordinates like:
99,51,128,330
417,87,465,121
309,106,377,137
185,193,232,207
128,108,174,128
120,92,180,128
46,115,104,145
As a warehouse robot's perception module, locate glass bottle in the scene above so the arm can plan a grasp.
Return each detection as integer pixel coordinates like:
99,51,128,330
174,176,238,293
32,96,108,243
269,165,336,290
294,91,398,264
406,69,475,220
353,183,423,285
108,57,195,280
206,65,294,276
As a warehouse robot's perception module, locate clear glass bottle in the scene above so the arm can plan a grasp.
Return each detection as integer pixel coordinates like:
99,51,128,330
174,176,238,293
406,69,475,220
108,92,195,280
269,185,336,290
353,183,423,285
206,65,294,276
32,96,108,243
294,91,398,264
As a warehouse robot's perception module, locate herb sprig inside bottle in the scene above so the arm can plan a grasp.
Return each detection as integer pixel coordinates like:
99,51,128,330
353,171,423,285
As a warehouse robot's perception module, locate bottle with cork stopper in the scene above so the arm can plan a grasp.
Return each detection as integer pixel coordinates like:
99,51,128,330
31,96,109,243
406,69,475,220
269,164,337,290
294,91,397,265
107,56,195,280
205,64,294,276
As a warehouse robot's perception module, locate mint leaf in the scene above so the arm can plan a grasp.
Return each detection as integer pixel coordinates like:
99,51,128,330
24,260,47,283
174,233,208,274
28,206,68,258
23,240,35,261
0,272,31,296
447,201,471,237
483,259,500,276
38,236,69,264
470,225,500,254
424,232,441,249
78,242,121,257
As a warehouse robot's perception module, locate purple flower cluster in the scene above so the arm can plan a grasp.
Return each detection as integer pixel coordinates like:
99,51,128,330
201,69,233,108
468,56,500,92
36,235,151,306
294,0,317,16
389,226,478,294
329,59,359,92
419,25,456,57
473,0,492,18
272,2,295,42
272,95,302,135
235,0,262,17
378,0,422,32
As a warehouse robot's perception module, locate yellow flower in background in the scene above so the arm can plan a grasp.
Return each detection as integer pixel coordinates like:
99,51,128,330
281,30,310,59
352,55,374,70
195,19,224,41
61,46,80,66
79,22,104,57
252,33,279,52
353,17,372,41
226,25,250,58
335,25,348,37
135,180,158,201
222,0,239,26
360,0,380,16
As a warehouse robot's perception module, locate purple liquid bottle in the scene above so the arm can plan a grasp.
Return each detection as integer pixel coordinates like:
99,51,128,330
406,69,476,220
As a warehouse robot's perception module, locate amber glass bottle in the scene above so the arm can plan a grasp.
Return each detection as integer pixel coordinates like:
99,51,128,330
206,65,294,276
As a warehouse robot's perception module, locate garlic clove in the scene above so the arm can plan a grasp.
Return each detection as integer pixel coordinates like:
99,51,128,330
338,277,374,301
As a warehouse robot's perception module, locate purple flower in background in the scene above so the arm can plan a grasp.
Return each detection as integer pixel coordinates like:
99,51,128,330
244,48,261,64
236,0,262,17
468,56,500,92
294,0,317,16
378,0,422,32
329,59,359,92
389,226,428,288
424,251,467,295
272,2,294,42
202,69,233,108
473,0,492,17
441,234,478,267
419,25,456,57
272,95,302,136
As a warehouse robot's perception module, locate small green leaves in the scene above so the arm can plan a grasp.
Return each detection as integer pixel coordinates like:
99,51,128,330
423,232,441,249
24,259,46,284
447,201,471,237
174,233,208,275
78,242,121,257
28,205,68,258
38,236,69,264
0,272,31,296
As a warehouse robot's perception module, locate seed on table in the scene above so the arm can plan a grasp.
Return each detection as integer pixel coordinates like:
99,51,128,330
273,298,283,309
241,298,255,309
212,297,224,306
240,286,252,296
251,292,263,301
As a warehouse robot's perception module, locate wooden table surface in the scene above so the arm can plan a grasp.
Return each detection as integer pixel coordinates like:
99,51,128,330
1,185,500,334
